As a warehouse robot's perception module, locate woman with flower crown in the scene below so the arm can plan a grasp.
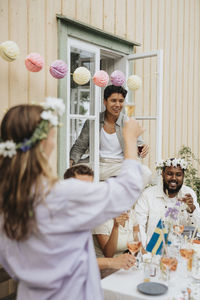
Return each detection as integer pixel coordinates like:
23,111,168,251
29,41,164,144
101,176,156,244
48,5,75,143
0,98,144,300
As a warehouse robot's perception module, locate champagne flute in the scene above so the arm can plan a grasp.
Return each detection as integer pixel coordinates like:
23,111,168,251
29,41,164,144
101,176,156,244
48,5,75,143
127,224,142,268
124,102,135,118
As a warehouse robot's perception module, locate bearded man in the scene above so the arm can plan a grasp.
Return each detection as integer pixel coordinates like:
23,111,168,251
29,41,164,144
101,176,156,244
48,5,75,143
134,158,200,247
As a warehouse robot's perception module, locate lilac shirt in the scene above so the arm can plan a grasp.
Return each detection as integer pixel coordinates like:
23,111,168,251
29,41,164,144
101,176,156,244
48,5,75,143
0,160,142,300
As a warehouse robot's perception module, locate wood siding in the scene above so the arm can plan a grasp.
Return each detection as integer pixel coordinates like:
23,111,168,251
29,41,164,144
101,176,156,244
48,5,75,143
0,0,199,171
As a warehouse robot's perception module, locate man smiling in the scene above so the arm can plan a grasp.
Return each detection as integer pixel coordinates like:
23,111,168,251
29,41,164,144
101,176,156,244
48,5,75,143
134,158,200,246
70,85,149,181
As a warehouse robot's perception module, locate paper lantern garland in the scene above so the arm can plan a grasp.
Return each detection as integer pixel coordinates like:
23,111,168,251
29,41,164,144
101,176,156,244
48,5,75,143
25,53,44,72
127,75,142,91
0,41,142,88
93,70,109,87
73,67,91,85
0,41,20,62
50,60,68,79
110,70,125,86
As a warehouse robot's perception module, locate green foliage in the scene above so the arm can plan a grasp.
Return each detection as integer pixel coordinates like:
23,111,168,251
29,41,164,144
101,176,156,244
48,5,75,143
178,146,200,204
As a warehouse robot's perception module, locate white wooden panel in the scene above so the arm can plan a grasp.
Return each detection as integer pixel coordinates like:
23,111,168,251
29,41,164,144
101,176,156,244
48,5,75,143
62,0,76,19
126,0,135,40
187,0,195,151
103,0,115,34
45,0,61,97
181,0,189,147
168,0,177,157
115,0,126,37
193,0,200,167
9,0,28,106
76,0,90,24
28,0,45,103
175,0,184,156
149,0,158,169
162,0,170,159
91,0,103,29
0,0,9,120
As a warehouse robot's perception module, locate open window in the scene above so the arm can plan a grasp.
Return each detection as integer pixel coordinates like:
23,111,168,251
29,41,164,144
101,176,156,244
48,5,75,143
57,16,163,180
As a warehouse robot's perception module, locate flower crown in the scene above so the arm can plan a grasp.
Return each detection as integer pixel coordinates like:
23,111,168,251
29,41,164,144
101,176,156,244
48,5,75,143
0,97,65,158
156,158,188,170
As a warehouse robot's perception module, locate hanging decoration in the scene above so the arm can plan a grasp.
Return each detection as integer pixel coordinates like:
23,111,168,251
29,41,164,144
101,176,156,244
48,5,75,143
93,70,109,87
127,75,142,91
25,53,44,72
50,60,68,79
73,67,91,85
0,41,20,62
110,70,125,86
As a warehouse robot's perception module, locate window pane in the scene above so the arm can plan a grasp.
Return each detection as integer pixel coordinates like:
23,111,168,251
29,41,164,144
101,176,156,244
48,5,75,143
70,119,96,165
70,47,95,115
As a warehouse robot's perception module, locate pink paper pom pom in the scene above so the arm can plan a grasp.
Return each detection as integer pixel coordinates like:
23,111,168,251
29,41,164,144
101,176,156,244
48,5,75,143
110,70,125,86
25,53,44,72
50,60,68,79
93,70,109,87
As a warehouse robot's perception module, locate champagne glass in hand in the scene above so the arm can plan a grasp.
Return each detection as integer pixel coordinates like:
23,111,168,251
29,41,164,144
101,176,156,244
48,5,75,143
124,102,135,118
127,225,142,256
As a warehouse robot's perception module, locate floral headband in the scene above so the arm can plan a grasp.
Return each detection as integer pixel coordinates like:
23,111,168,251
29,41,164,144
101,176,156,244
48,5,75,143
156,158,188,170
0,97,65,158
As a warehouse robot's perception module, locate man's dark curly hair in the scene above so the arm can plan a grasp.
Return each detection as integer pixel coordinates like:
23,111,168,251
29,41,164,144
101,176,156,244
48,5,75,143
64,164,94,179
103,85,127,100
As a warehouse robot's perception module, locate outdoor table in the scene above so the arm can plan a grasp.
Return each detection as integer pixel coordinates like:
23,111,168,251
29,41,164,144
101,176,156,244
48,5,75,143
101,263,200,300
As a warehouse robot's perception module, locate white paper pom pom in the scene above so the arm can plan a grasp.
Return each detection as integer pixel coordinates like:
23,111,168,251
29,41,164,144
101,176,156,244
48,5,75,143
73,67,91,85
0,41,20,62
127,75,142,91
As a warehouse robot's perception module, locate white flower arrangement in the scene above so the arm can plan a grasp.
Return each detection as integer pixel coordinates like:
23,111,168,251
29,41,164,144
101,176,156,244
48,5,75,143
40,111,58,126
43,97,65,116
0,140,17,158
156,158,188,170
0,97,65,158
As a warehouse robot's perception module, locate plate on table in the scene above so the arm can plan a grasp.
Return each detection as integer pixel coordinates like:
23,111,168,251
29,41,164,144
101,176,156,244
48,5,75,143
137,282,168,296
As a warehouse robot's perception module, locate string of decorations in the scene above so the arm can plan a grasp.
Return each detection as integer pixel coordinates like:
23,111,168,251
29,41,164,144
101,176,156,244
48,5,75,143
0,40,142,90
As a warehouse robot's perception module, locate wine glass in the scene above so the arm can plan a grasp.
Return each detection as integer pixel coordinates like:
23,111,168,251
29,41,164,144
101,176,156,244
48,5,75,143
160,256,178,282
137,142,144,158
127,224,142,268
124,102,135,118
180,248,195,273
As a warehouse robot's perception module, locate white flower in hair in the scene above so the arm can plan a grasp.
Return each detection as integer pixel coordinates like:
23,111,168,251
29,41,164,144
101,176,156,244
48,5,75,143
180,159,188,169
165,159,172,167
44,97,65,116
172,158,179,167
0,140,16,158
40,111,58,126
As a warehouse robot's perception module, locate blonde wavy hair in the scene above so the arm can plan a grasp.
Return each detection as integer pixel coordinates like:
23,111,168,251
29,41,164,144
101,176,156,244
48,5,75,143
0,105,57,241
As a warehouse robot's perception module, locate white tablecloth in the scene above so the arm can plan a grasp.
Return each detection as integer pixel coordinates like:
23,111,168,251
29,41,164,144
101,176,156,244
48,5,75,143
101,265,200,300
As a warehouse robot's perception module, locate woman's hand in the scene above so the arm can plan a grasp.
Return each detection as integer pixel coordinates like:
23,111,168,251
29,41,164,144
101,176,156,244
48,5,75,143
123,118,144,160
114,213,129,228
123,118,144,142
139,144,149,158
110,253,136,270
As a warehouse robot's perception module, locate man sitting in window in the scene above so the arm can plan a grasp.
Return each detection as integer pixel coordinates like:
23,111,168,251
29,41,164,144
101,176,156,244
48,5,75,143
70,85,150,181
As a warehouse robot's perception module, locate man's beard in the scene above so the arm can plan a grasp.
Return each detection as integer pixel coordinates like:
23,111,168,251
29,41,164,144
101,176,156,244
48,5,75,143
163,180,182,195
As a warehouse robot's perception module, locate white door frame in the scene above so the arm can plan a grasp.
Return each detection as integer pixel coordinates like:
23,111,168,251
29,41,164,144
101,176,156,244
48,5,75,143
127,50,163,162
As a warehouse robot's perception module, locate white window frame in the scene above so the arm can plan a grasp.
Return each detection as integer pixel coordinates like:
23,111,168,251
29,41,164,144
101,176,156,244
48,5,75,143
66,38,101,181
127,50,163,162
